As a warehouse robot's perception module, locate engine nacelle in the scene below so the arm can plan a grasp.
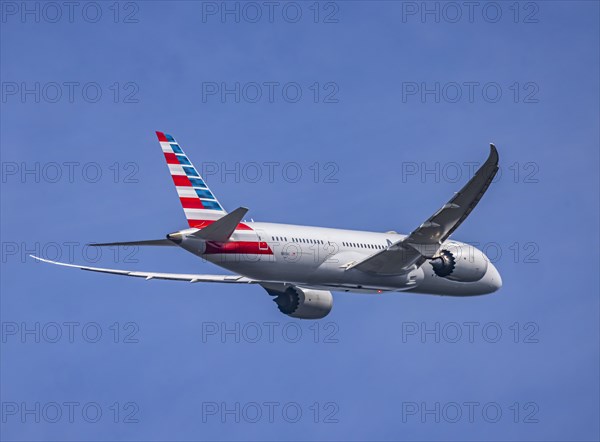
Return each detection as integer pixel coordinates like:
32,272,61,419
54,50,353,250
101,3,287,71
272,286,333,319
429,247,488,282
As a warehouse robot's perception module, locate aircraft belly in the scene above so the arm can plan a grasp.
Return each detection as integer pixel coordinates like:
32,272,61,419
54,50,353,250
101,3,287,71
204,252,319,282
203,252,423,292
198,228,426,292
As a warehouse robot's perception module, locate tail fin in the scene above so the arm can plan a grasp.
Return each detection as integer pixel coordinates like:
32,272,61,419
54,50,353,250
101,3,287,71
156,131,227,228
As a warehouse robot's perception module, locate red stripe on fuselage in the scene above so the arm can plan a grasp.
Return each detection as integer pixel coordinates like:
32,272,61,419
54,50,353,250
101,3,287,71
188,219,252,230
205,241,273,255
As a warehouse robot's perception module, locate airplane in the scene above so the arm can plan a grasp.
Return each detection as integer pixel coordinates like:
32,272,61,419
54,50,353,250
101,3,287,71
32,132,502,319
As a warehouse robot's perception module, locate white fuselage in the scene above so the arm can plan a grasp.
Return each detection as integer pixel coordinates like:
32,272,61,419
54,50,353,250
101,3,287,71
176,222,502,296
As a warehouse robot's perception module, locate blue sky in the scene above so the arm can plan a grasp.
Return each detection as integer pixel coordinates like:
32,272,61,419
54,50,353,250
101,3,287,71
1,1,598,440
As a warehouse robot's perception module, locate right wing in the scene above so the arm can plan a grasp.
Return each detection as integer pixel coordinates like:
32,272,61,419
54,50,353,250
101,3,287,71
403,144,499,246
30,255,256,284
347,144,499,275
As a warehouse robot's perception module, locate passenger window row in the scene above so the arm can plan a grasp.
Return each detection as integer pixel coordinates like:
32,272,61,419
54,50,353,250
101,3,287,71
292,237,324,245
269,236,385,250
270,236,324,245
342,242,385,250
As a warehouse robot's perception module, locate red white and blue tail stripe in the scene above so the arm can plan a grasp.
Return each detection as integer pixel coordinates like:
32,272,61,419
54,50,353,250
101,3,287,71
156,131,227,227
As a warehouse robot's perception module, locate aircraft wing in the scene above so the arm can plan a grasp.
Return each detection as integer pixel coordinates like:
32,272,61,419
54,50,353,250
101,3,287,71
347,144,499,275
30,255,256,284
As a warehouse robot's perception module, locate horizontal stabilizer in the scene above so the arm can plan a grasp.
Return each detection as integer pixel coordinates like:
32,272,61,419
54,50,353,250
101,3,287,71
89,239,176,247
190,206,248,242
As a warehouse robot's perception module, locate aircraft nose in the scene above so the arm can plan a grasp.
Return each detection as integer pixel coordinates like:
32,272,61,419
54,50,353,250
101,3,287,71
484,262,502,293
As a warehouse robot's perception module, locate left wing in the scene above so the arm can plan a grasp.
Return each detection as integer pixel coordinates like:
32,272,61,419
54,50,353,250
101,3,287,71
30,255,256,284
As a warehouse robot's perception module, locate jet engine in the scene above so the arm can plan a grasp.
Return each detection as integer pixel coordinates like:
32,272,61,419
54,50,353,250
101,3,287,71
270,286,333,319
429,248,488,282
